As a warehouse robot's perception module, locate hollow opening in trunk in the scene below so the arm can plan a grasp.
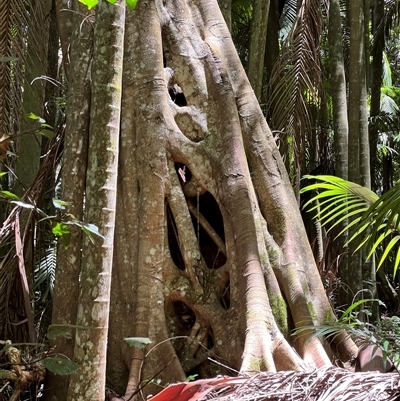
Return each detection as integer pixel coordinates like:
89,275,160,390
188,191,227,269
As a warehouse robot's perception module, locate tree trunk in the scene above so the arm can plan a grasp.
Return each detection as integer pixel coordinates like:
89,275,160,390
45,3,93,400
369,0,385,191
328,0,350,307
247,0,270,101
329,0,348,181
216,0,231,31
66,1,125,399
52,0,358,399
347,0,366,304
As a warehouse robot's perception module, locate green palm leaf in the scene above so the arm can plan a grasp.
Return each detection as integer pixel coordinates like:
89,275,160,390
300,175,400,274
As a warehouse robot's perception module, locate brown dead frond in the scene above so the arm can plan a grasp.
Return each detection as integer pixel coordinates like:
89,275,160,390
0,125,63,342
205,367,400,401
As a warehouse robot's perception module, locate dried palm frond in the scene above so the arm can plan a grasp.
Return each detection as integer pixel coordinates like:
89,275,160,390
207,367,400,401
147,366,400,401
0,124,63,342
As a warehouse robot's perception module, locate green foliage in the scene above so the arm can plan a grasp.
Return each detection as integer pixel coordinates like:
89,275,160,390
79,0,138,10
41,357,78,375
124,337,152,350
301,175,400,275
46,328,72,341
295,299,400,372
185,374,198,382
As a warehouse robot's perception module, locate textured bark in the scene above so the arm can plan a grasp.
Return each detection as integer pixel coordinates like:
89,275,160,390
247,0,270,101
348,0,375,308
66,1,125,400
328,0,350,307
348,0,366,301
51,0,358,399
55,0,75,74
110,1,355,399
329,0,348,181
216,0,232,31
369,0,385,191
45,5,93,400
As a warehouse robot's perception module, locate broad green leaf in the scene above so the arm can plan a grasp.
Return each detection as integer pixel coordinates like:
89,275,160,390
377,235,400,269
124,337,152,349
47,329,72,340
67,220,104,241
52,223,71,247
125,0,138,9
42,357,78,375
79,0,98,9
0,190,19,200
11,200,36,209
52,222,70,237
38,129,55,139
0,369,15,379
81,222,103,237
394,249,400,278
0,56,19,62
340,299,378,320
52,198,69,210
27,112,45,123
0,172,7,177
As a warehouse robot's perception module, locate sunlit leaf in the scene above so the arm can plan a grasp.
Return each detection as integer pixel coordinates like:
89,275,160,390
79,0,98,9
125,0,138,9
42,357,78,375
52,222,70,237
124,337,152,349
67,220,104,241
52,198,69,210
0,190,19,200
27,112,45,124
52,222,71,247
11,200,36,209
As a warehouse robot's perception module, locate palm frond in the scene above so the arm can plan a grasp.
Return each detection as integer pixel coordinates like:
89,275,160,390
34,240,57,305
301,175,400,276
0,125,63,342
0,0,49,141
267,0,324,171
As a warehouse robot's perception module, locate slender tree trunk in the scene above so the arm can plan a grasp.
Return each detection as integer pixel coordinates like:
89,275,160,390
247,0,270,101
262,0,279,108
369,0,385,191
329,0,348,181
348,0,375,309
217,0,232,31
347,0,365,303
45,4,93,400
66,1,125,399
56,0,74,75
